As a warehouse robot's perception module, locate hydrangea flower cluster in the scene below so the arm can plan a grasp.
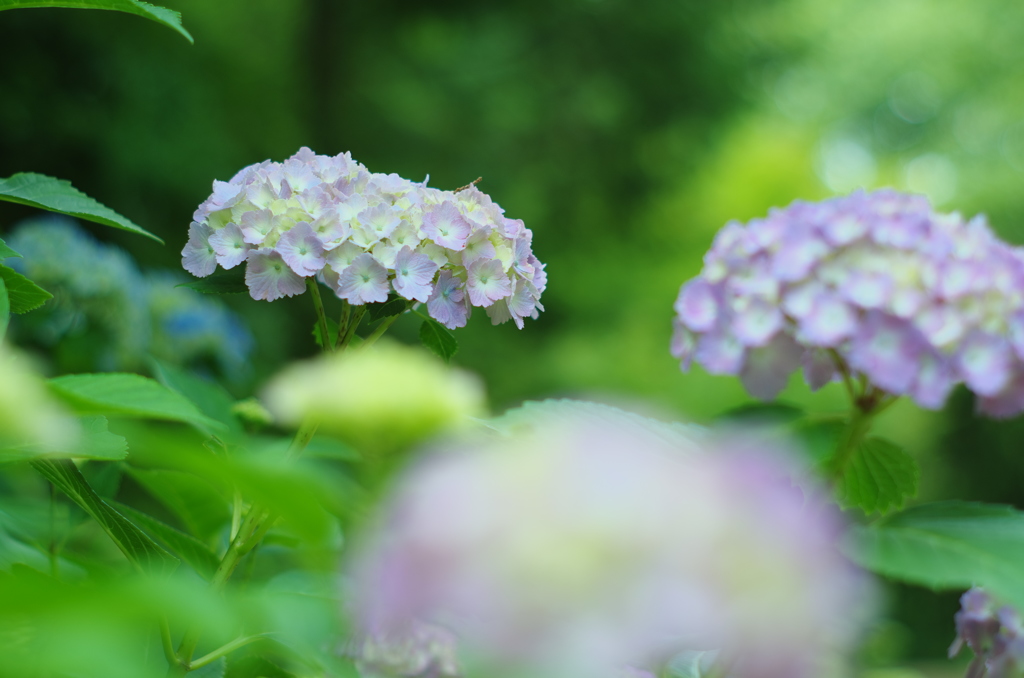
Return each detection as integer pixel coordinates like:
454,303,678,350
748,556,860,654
949,588,1024,678
6,217,253,379
183,148,546,330
351,408,871,678
673,189,1024,416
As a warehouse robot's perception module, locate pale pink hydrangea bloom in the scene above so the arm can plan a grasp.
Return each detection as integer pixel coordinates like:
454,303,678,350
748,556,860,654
673,189,1024,416
183,148,545,329
350,412,871,678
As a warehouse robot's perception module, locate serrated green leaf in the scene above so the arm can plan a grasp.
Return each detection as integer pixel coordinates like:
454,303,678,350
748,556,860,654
0,264,52,313
126,467,231,542
835,436,918,514
178,269,248,295
192,657,227,678
111,501,219,579
0,236,20,259
30,458,178,573
0,0,192,43
0,415,128,463
48,373,226,434
789,416,846,465
0,173,163,242
845,501,1024,611
367,295,408,321
0,276,8,340
312,317,339,349
418,318,457,362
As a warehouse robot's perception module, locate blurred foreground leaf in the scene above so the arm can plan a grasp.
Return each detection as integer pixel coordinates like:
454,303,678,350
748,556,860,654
31,459,178,573
0,263,51,313
178,269,248,294
150,358,242,440
0,415,127,463
0,172,164,242
49,372,225,434
113,501,219,579
845,501,1024,610
0,0,192,43
0,277,8,340
0,236,20,259
418,318,457,362
834,437,918,515
127,467,231,542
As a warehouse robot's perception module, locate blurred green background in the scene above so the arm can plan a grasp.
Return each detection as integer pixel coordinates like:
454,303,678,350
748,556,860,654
5,1,1024,673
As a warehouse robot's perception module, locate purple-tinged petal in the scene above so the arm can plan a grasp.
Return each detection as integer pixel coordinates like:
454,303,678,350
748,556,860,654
797,294,856,347
771,235,829,282
802,349,837,391
245,249,306,301
325,241,364,274
277,222,327,276
182,222,217,277
822,213,868,246
780,279,826,320
209,223,251,269
732,299,783,347
462,226,496,265
674,279,719,332
427,271,469,329
672,320,697,370
394,247,440,303
847,311,927,395
372,241,400,269
740,333,802,400
957,332,1013,397
422,202,472,251
338,253,390,305
358,203,402,242
909,349,956,410
841,272,891,309
915,304,965,349
240,209,279,245
466,259,511,307
695,328,745,375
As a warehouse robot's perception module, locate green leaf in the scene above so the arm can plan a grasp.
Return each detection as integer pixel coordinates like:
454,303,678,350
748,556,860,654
30,459,178,573
789,416,846,465
715,402,804,427
367,295,408,321
178,269,248,295
149,358,242,440
312,317,339,350
834,437,918,514
191,657,227,678
111,501,219,579
126,467,231,542
418,318,458,363
845,501,1024,610
0,415,128,464
0,0,192,44
48,373,226,434
0,276,8,341
0,264,52,313
0,237,21,259
0,173,163,243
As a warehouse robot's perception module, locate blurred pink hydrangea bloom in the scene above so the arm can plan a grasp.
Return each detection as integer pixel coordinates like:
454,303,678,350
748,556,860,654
349,409,871,678
183,148,545,329
673,189,1024,416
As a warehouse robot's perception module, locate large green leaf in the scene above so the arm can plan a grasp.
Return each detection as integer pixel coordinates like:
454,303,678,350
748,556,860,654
845,501,1024,610
126,467,231,542
834,437,919,515
0,237,20,259
178,269,248,294
112,500,219,579
0,264,52,313
0,276,8,340
0,416,128,464
48,373,225,434
149,358,242,440
30,458,178,573
0,173,163,243
0,0,192,43
418,318,458,363
367,294,408,321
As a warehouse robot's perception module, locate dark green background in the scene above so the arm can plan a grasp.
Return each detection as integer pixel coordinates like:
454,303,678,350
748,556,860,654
5,2,1024,672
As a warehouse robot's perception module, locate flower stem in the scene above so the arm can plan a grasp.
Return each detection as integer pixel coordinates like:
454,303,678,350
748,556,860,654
828,404,875,482
361,311,405,350
339,306,366,349
335,301,352,351
307,278,333,354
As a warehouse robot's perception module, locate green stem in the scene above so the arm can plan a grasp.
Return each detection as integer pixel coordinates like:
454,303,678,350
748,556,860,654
48,483,58,578
828,405,875,482
335,301,352,351
339,306,366,349
190,634,269,670
166,418,320,675
307,279,333,354
361,312,404,349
